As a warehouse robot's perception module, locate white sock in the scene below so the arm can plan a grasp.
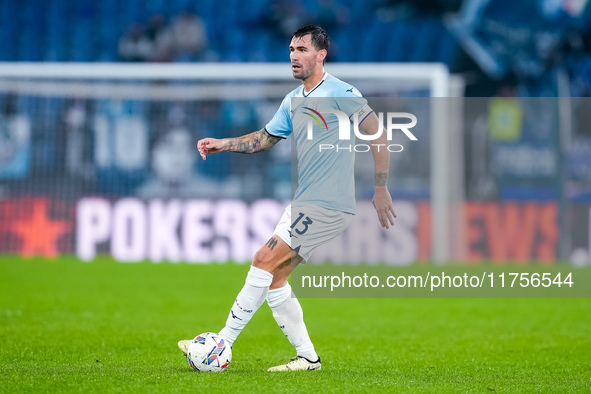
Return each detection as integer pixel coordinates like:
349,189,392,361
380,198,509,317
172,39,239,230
267,284,319,362
219,266,273,347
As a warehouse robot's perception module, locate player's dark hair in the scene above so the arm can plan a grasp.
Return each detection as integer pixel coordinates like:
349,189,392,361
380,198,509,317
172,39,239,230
292,25,330,53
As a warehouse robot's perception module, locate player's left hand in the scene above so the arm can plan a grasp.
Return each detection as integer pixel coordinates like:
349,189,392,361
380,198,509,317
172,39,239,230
372,187,396,229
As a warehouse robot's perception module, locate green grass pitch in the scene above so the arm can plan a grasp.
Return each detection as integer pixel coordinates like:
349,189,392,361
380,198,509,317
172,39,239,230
1,256,590,392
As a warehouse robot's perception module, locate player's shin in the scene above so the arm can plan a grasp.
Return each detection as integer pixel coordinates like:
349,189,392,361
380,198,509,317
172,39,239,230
219,265,273,346
266,284,319,362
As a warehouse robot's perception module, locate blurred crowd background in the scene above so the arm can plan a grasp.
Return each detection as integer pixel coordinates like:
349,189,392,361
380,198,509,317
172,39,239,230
1,0,591,95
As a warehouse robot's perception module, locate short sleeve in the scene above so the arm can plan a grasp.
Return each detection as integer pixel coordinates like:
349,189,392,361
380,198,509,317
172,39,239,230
265,94,292,139
337,87,368,118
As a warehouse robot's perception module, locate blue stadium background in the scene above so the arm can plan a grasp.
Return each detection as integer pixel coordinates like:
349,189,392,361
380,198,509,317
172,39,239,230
0,0,457,64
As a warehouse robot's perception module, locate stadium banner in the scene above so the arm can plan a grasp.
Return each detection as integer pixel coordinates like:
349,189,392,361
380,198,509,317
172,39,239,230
0,197,589,266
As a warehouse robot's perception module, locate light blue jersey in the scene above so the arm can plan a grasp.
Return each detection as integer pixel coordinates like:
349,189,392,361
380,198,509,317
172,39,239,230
265,73,369,214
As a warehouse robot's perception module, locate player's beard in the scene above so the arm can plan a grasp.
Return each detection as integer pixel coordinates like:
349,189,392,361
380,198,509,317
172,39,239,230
292,64,313,81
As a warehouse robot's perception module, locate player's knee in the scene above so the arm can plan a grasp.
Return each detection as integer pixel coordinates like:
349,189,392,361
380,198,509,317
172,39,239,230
252,247,277,272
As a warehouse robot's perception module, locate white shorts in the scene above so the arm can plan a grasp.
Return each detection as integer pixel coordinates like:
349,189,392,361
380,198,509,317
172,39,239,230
273,204,353,262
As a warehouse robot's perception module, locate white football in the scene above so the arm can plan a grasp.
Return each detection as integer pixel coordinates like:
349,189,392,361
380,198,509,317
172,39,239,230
186,332,232,372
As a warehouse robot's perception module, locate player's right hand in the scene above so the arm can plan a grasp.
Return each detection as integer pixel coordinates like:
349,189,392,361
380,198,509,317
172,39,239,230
197,138,226,160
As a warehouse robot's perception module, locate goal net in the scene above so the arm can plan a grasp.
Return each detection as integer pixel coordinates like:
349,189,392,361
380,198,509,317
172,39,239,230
0,63,460,264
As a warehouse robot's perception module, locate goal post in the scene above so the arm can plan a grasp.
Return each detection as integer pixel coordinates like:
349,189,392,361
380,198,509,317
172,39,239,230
0,62,463,263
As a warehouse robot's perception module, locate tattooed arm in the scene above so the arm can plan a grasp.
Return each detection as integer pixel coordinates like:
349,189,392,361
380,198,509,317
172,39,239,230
226,129,282,154
197,129,281,159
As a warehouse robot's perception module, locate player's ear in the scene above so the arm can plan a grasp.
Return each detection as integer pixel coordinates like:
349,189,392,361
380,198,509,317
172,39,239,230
318,49,327,63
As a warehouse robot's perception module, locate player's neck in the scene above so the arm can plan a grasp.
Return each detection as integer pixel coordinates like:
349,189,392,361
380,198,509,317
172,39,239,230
302,69,326,94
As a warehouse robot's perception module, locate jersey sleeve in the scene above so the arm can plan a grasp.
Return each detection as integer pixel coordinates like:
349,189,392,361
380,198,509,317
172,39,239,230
337,86,368,119
265,94,292,139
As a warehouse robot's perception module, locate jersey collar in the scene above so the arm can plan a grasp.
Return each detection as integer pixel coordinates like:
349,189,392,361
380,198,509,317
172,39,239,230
302,72,328,97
